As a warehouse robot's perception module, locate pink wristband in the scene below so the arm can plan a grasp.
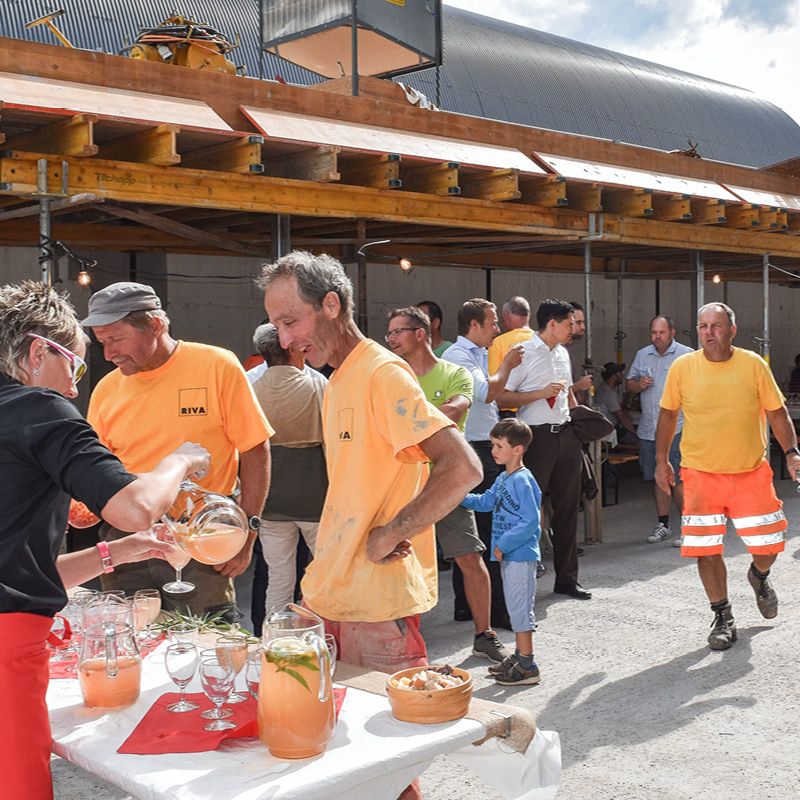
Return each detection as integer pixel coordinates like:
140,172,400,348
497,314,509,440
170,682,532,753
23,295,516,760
96,541,114,573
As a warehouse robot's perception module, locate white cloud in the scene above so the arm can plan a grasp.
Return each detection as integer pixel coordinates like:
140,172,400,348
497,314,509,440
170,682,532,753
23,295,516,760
444,0,800,126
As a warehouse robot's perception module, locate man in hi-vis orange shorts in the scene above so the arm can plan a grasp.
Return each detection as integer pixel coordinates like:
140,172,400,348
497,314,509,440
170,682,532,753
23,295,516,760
655,302,800,651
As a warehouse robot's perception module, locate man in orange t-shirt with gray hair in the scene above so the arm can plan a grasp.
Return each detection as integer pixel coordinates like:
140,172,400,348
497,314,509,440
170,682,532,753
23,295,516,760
259,252,481,667
656,302,800,652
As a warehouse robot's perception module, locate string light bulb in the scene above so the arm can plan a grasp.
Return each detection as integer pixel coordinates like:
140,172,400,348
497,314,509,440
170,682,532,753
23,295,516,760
398,257,414,275
712,273,721,284
77,269,92,287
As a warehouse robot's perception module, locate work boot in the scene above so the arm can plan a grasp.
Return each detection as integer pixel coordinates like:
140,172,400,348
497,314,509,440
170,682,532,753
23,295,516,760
747,564,778,619
708,605,737,651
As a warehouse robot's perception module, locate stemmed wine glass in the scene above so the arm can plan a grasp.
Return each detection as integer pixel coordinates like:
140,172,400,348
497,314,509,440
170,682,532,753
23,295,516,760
132,589,161,641
165,642,200,713
155,524,195,594
245,651,261,699
200,657,236,731
215,635,249,703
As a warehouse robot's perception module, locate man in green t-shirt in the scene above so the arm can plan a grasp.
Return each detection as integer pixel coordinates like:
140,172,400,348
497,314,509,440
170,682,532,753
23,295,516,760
387,306,510,663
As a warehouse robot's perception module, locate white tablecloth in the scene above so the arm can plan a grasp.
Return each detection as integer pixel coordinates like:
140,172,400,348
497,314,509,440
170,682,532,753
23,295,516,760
48,645,561,800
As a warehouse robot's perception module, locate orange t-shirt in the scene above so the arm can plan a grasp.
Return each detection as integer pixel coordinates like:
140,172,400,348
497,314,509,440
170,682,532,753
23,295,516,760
301,339,453,623
660,347,784,474
87,341,273,494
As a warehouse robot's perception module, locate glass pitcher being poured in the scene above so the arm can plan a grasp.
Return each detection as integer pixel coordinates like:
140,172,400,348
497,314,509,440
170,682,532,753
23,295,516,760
160,481,248,592
259,604,335,759
78,619,141,709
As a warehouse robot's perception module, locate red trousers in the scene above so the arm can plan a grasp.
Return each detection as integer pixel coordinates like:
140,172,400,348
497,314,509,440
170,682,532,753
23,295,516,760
0,613,54,800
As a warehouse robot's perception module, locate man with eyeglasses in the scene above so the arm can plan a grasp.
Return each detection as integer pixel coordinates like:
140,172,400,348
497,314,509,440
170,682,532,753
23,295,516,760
386,306,510,663
442,299,524,629
82,282,273,620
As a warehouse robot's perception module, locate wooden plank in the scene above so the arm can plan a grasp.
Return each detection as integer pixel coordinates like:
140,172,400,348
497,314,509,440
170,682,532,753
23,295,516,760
0,192,101,221
602,188,654,217
0,151,591,237
565,182,602,212
724,184,800,211
603,215,800,259
787,214,800,236
98,125,180,166
339,154,402,189
534,152,739,201
459,169,521,202
723,204,760,229
98,204,264,256
242,106,546,173
651,194,692,221
5,113,98,157
0,70,232,132
690,198,726,225
756,208,788,232
262,146,341,182
400,162,460,196
180,135,264,174
519,175,567,207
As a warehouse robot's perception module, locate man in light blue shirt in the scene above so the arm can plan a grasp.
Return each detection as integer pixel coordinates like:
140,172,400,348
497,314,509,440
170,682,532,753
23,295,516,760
626,315,693,545
443,298,522,627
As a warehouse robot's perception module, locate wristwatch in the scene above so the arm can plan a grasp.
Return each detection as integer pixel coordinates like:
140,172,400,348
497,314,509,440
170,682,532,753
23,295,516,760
248,515,262,532
784,446,800,458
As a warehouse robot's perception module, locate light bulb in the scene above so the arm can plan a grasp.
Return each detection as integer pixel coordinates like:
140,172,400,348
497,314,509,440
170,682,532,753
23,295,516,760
77,269,92,287
712,274,721,284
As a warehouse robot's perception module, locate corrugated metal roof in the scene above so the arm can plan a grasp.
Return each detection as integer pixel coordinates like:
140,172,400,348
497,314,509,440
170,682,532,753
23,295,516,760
2,2,798,167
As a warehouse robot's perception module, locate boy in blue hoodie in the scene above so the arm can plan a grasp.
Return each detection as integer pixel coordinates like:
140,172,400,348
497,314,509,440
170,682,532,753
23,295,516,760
461,418,542,685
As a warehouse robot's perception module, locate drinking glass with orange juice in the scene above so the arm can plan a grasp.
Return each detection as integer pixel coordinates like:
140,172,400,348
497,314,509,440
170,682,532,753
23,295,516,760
259,604,335,759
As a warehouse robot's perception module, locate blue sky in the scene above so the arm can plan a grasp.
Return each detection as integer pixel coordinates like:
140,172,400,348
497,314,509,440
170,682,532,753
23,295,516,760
444,0,800,125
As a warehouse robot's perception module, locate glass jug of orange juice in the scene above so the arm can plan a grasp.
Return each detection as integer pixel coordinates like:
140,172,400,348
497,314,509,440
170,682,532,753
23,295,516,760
259,604,334,759
78,620,141,708
162,481,248,565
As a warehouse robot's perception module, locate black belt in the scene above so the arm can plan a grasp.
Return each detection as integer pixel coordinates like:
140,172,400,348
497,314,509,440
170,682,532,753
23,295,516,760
531,422,568,434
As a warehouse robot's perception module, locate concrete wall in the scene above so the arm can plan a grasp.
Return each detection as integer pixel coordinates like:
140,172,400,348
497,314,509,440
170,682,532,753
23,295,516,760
2,247,799,389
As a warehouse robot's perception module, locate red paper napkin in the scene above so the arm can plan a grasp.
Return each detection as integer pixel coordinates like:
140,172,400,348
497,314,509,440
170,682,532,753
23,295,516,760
49,633,166,680
546,396,557,408
118,688,347,755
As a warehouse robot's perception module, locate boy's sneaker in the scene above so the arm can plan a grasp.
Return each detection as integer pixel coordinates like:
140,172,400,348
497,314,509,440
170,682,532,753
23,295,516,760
671,535,683,548
472,631,510,663
708,606,737,651
747,565,778,619
494,659,541,686
487,653,518,676
647,523,672,543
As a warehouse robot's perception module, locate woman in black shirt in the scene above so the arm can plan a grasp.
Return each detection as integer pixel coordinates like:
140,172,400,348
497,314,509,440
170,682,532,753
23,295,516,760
0,281,210,799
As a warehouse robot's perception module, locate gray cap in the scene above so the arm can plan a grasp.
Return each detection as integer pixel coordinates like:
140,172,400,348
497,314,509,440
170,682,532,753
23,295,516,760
80,282,162,327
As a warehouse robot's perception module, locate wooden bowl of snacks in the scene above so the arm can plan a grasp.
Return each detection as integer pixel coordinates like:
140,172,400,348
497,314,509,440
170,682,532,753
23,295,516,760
386,665,473,724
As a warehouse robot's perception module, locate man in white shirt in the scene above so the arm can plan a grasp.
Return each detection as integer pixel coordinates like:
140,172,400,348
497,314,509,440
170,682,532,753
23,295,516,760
500,299,591,600
443,298,523,627
627,315,693,545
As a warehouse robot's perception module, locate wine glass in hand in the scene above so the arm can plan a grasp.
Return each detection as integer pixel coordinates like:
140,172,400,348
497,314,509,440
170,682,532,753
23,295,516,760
165,642,200,713
156,524,195,594
200,657,236,730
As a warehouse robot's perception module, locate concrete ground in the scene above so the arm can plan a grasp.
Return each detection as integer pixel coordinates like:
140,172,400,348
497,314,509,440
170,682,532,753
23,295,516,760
53,462,800,799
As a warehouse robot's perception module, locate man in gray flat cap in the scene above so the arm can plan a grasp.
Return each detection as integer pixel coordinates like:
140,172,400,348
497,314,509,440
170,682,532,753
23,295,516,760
83,282,273,619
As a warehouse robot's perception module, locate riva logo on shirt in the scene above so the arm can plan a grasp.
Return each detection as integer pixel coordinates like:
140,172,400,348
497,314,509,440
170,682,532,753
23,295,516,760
338,408,354,441
179,388,208,416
